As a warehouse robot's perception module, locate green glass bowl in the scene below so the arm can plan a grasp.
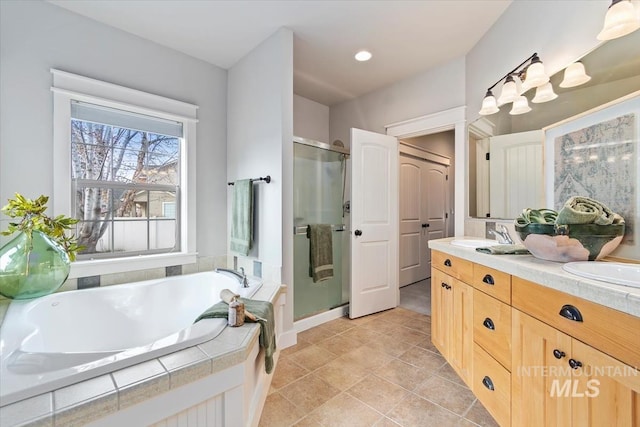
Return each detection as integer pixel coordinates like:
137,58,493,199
514,223,625,262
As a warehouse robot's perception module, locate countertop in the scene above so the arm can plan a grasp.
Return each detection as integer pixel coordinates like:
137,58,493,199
429,237,640,318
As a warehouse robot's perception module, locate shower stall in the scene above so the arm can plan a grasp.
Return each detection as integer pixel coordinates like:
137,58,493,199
293,137,349,321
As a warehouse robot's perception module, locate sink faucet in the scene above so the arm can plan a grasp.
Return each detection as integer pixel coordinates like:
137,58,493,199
489,224,514,244
215,267,249,288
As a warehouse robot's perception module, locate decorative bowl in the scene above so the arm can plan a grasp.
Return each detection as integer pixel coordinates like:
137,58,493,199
514,223,625,262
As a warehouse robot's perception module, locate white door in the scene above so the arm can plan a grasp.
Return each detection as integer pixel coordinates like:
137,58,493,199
424,161,449,273
350,128,398,319
399,155,428,286
489,130,544,218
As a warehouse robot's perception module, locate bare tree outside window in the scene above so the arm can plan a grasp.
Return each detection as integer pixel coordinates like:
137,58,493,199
71,120,180,256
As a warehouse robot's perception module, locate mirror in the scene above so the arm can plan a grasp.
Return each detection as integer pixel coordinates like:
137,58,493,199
469,29,640,219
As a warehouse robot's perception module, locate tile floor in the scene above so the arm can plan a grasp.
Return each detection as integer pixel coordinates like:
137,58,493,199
259,307,498,426
399,279,431,315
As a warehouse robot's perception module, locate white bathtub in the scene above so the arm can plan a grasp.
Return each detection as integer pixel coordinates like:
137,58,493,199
0,270,262,405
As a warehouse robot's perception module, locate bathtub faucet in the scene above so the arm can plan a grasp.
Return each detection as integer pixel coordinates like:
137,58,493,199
215,267,249,288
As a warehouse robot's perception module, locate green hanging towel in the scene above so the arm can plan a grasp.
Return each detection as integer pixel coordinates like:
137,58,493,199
230,179,253,255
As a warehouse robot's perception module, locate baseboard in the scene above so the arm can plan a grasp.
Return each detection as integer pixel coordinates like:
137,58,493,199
278,329,298,350
294,305,349,333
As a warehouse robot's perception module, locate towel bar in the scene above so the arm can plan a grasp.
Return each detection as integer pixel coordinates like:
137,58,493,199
294,224,345,235
228,175,271,185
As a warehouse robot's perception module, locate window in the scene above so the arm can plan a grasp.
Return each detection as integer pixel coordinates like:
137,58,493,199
52,69,198,277
71,102,181,258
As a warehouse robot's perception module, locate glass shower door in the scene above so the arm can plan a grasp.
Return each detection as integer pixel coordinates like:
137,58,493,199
293,143,347,320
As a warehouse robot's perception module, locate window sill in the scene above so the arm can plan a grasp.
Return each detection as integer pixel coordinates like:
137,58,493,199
69,252,198,279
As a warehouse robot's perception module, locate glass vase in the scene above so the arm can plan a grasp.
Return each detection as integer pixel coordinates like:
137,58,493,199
0,230,71,299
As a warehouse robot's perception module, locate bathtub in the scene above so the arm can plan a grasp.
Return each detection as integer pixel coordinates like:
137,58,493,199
0,270,262,406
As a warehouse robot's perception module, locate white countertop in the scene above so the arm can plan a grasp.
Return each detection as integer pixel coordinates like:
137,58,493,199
429,237,640,318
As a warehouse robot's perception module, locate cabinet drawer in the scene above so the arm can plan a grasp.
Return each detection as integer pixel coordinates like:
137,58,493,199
473,344,511,427
474,290,512,371
472,264,511,304
432,251,473,283
512,276,640,369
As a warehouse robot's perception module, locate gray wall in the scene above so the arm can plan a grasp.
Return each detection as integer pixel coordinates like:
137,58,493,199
0,0,228,259
227,28,295,337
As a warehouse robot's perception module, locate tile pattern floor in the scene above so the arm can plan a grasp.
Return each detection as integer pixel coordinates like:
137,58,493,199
259,307,499,426
399,279,431,316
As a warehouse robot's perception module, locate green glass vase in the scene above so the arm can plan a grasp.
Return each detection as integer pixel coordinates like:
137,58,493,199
0,230,71,299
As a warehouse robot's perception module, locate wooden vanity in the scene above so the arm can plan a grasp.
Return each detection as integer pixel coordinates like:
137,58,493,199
429,239,640,426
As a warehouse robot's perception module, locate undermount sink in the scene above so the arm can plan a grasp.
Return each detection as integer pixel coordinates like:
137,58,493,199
563,261,640,288
450,239,500,249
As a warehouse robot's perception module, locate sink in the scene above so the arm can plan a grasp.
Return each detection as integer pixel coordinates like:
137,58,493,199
450,239,500,249
563,261,640,288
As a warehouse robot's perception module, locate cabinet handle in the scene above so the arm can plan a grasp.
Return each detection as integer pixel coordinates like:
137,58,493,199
483,318,495,330
482,376,495,391
569,359,583,369
553,349,566,359
441,282,447,288
444,259,452,267
482,274,495,285
559,304,584,322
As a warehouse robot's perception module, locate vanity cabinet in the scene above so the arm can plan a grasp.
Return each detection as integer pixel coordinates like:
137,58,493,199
431,249,640,427
431,255,474,386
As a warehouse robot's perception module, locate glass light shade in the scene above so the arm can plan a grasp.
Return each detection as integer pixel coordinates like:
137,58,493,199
532,82,558,103
509,96,532,115
479,91,499,115
497,77,519,105
524,60,549,88
597,0,640,41
560,62,592,88
354,50,372,61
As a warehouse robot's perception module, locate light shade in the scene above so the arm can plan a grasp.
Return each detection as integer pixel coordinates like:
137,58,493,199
497,75,519,105
532,82,558,103
560,62,592,88
523,55,549,88
479,90,499,115
510,96,532,115
597,0,640,41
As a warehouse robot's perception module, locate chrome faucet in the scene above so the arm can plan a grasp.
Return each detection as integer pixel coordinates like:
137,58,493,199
489,224,514,245
215,267,249,288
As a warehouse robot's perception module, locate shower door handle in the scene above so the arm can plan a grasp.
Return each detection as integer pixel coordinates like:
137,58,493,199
354,229,362,236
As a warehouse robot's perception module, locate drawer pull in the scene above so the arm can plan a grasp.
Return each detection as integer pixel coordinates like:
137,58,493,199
559,304,584,322
483,317,495,330
482,274,495,285
569,359,583,369
553,349,566,359
444,259,452,267
440,282,451,290
482,376,495,391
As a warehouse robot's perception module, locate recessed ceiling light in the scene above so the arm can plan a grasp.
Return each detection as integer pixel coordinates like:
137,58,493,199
354,50,372,62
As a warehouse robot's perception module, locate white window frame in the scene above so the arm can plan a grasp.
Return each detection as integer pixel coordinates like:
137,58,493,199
52,69,198,278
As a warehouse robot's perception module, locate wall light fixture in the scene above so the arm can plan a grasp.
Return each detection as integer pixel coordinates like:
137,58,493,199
597,0,640,41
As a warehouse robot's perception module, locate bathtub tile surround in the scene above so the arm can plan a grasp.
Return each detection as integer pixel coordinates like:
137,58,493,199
0,283,286,427
53,375,118,427
77,275,100,290
111,360,170,410
260,307,497,426
165,265,182,276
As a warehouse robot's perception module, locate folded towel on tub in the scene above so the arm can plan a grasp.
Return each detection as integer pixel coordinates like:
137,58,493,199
195,298,276,374
307,224,333,283
230,179,253,255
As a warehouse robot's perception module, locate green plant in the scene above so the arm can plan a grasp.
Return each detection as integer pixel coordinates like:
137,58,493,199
1,193,84,261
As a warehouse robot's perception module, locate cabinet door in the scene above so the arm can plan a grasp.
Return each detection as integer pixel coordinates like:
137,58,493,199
431,268,452,357
512,310,572,427
571,340,640,427
451,279,473,385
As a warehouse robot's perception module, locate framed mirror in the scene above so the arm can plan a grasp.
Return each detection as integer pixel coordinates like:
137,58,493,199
468,29,640,219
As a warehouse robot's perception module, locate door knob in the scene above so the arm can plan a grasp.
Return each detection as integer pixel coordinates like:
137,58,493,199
354,229,362,236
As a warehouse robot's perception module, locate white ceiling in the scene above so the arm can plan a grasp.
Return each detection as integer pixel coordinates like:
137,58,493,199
48,0,511,106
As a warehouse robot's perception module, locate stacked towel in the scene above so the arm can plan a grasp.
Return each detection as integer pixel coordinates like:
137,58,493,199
307,224,334,283
195,298,276,374
476,244,530,255
556,196,624,225
230,179,253,255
